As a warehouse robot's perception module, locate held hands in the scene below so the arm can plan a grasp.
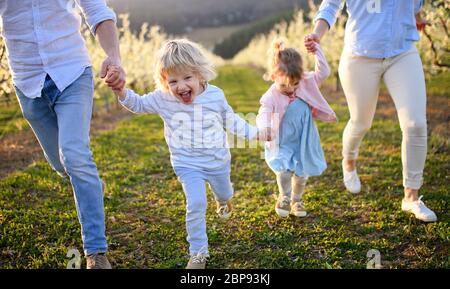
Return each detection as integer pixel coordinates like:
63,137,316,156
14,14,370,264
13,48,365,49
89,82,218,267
104,65,126,100
100,54,126,99
257,127,273,142
304,33,320,54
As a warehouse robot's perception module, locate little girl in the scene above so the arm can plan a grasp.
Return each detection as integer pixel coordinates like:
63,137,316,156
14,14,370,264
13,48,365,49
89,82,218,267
110,39,269,269
256,40,337,218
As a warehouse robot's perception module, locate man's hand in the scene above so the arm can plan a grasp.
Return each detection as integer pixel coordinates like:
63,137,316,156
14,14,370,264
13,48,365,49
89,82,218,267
95,20,125,92
101,57,125,91
304,33,320,53
105,65,126,100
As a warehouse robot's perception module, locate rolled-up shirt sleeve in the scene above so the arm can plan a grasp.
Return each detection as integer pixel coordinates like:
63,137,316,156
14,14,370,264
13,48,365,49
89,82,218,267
314,0,344,29
78,0,117,35
414,0,424,14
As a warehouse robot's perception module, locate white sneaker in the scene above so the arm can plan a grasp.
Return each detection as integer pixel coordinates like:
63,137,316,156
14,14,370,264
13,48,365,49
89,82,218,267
186,254,208,269
343,161,361,194
216,200,232,219
401,195,437,222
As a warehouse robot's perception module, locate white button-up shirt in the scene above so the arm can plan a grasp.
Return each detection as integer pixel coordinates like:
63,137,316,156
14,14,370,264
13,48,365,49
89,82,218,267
0,0,116,98
315,0,423,58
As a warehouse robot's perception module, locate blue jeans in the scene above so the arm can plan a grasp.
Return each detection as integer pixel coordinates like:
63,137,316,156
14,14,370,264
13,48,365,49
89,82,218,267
174,163,233,256
15,67,107,255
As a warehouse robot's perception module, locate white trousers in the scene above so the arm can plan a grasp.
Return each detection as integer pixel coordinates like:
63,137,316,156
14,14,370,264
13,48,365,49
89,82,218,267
174,163,233,256
339,45,427,190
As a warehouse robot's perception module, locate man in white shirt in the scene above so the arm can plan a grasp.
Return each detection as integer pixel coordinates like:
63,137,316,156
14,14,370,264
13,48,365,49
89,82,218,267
0,0,126,268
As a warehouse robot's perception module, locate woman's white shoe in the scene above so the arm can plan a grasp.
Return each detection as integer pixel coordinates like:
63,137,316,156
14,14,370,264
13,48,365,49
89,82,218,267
401,195,437,222
343,162,361,194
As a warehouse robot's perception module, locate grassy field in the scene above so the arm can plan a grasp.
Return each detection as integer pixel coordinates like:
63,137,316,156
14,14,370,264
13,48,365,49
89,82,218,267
0,100,29,138
0,66,448,268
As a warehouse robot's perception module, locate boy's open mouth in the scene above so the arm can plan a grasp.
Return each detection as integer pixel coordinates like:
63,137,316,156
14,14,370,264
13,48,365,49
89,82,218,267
179,91,193,103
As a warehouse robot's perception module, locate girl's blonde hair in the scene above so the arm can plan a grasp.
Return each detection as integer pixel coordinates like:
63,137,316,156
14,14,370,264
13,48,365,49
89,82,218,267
154,38,217,91
264,39,303,83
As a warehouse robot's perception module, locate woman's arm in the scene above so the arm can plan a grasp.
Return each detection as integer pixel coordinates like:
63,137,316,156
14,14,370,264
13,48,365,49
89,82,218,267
305,0,343,53
305,19,330,53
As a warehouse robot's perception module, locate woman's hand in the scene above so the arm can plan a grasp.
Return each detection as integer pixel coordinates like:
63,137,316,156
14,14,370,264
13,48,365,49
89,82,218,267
304,33,320,53
304,19,329,53
415,13,430,32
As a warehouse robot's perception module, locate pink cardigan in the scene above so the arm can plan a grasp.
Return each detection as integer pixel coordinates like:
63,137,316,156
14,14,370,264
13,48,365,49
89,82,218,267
256,44,337,133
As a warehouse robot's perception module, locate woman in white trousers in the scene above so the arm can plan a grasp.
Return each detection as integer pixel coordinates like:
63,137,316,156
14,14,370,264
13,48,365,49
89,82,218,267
304,0,437,222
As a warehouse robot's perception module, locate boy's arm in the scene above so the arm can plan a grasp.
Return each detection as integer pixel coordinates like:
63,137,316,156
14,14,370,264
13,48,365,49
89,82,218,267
107,66,158,114
312,43,331,84
222,99,259,140
119,89,160,114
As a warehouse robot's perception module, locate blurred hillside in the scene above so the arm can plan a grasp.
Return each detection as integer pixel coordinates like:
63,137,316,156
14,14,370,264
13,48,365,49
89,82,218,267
108,0,310,34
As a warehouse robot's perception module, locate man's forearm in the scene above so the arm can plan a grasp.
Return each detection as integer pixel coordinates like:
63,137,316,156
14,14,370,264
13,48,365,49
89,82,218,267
96,20,120,62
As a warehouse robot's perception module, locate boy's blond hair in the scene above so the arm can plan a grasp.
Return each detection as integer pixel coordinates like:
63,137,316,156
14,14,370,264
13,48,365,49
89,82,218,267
154,39,217,91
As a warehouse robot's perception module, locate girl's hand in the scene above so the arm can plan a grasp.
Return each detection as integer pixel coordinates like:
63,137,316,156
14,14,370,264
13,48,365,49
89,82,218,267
304,33,320,53
257,128,273,141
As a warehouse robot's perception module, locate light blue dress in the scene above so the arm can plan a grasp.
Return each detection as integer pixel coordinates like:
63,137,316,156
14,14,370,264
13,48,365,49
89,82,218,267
265,98,327,177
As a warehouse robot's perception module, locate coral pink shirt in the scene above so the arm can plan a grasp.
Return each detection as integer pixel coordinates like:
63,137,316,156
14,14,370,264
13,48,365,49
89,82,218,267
256,44,337,133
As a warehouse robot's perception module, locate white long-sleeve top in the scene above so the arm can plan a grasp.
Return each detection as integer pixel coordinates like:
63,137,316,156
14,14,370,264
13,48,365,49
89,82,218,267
0,0,116,98
120,84,258,170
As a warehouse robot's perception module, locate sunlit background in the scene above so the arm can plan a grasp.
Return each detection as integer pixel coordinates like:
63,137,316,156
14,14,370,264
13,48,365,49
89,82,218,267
0,0,448,269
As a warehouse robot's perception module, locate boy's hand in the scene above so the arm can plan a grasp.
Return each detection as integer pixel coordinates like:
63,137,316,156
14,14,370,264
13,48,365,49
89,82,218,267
257,127,273,141
102,62,125,89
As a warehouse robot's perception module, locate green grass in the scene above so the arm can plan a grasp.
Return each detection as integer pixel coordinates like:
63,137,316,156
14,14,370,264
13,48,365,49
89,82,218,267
0,100,29,137
0,87,119,138
425,72,450,97
0,65,448,268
